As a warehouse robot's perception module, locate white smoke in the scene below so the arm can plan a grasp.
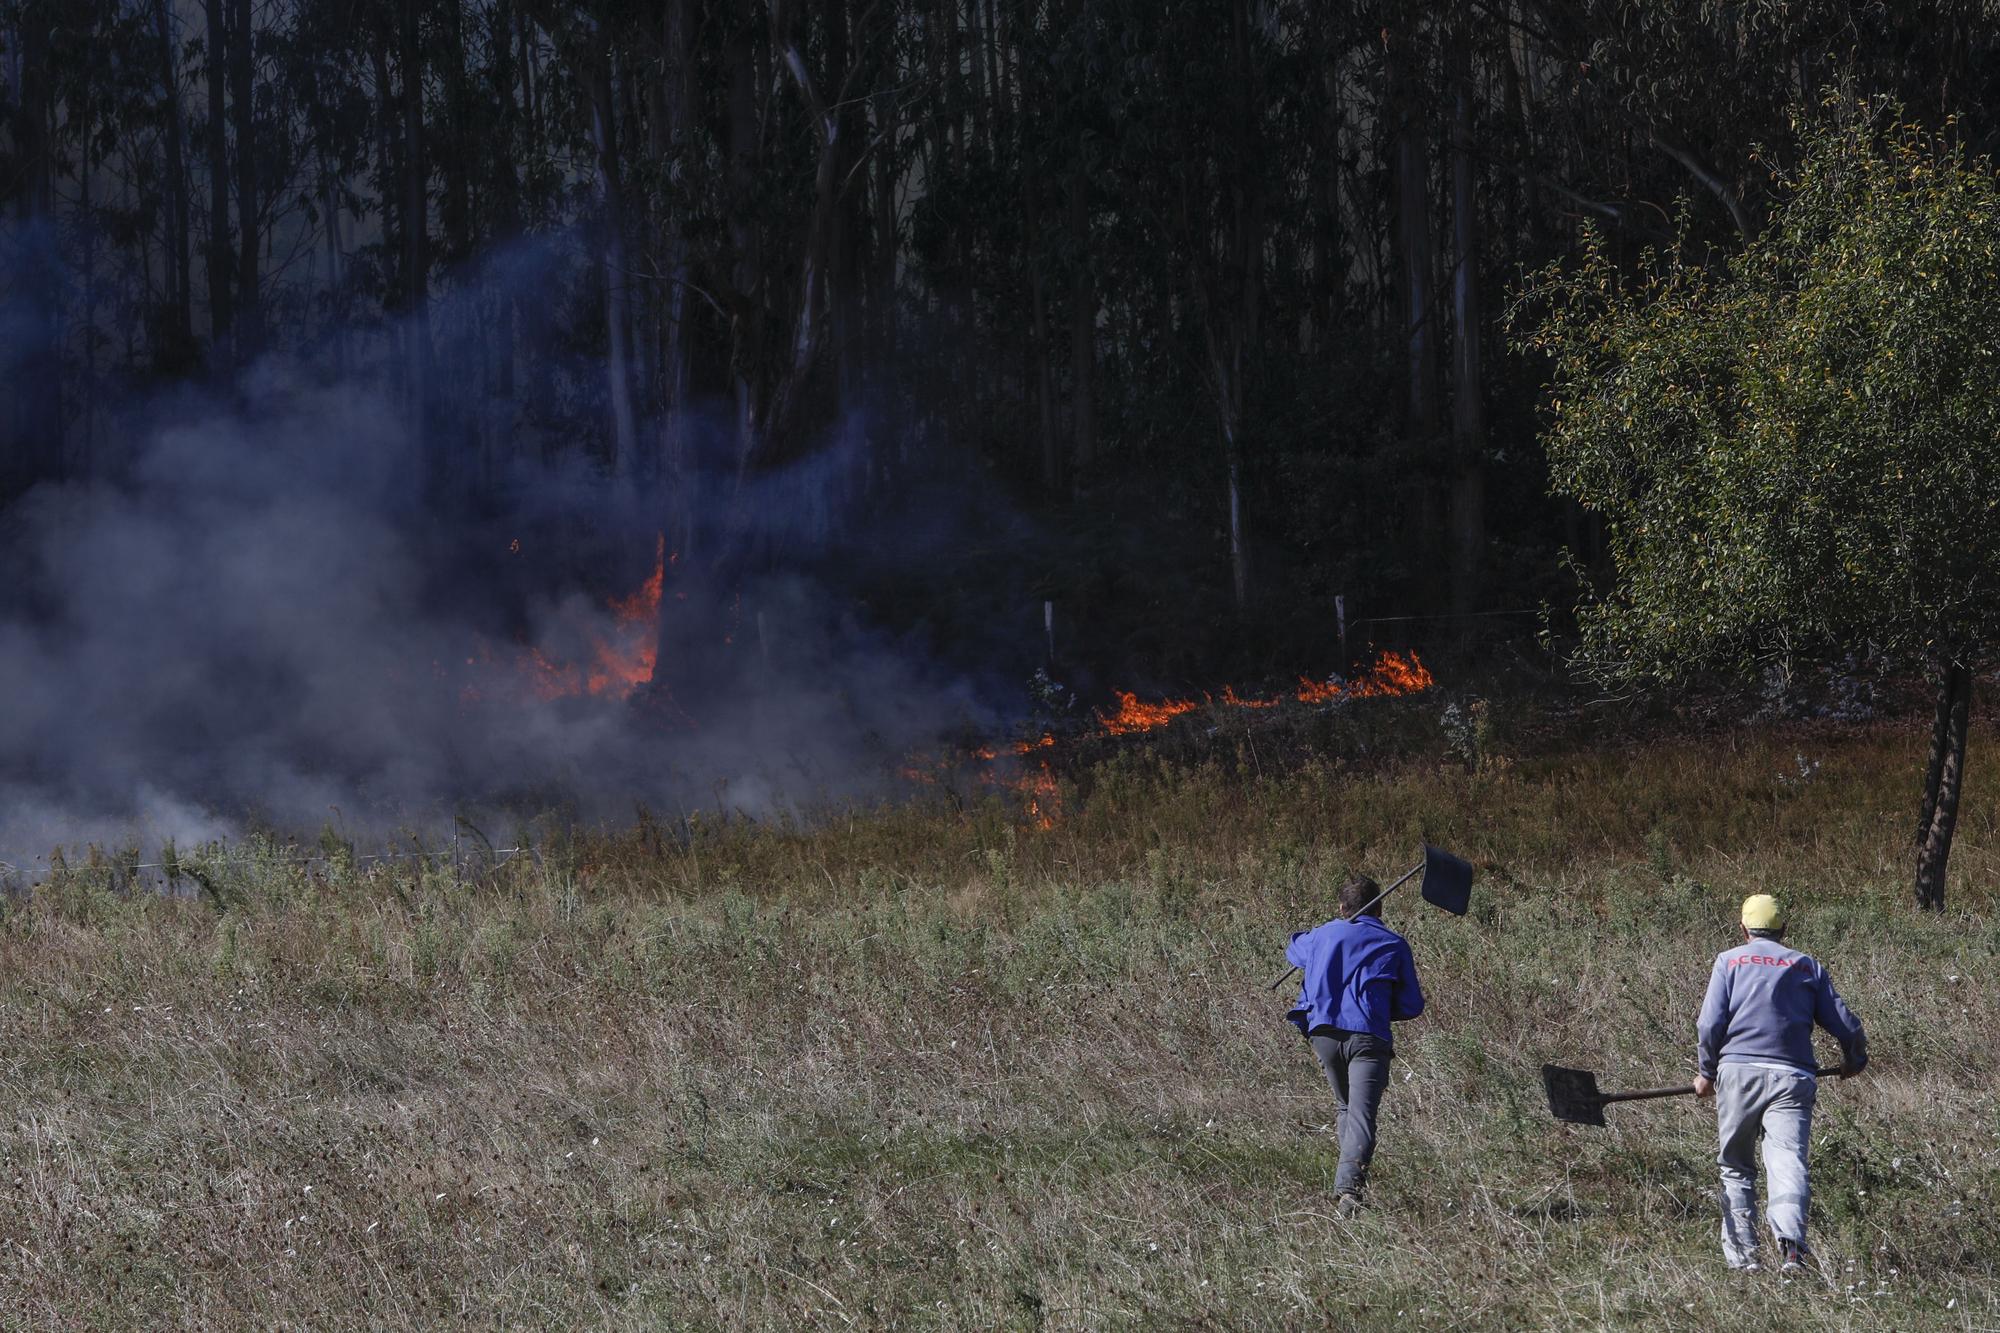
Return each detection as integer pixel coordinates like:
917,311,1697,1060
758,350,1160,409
0,358,1002,873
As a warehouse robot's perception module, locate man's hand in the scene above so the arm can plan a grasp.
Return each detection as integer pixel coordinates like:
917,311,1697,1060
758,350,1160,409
1840,1059,1864,1078
1694,1074,1715,1099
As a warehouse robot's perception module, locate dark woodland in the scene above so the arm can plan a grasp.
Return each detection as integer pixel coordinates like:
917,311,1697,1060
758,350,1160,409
4,0,1999,730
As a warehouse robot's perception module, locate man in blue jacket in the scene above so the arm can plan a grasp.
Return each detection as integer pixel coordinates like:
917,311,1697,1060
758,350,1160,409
1694,894,1868,1273
1285,874,1426,1216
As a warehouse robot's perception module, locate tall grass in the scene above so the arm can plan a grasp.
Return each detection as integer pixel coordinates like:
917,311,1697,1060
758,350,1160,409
1,714,1995,1328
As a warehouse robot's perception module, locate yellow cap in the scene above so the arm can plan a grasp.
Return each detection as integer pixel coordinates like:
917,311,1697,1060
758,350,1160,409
1741,894,1785,930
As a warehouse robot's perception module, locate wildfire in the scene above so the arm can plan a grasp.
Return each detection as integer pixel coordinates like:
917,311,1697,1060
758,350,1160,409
526,535,667,701
1099,691,1201,735
610,535,666,626
916,650,1436,830
1093,650,1435,735
1338,649,1435,698
1295,676,1344,705
1016,760,1060,830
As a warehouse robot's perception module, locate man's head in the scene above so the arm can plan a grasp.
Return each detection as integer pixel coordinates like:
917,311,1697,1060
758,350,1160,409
1740,893,1786,942
1339,874,1382,919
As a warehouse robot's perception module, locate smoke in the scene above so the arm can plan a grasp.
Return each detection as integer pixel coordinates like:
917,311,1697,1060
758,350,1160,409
0,350,1013,873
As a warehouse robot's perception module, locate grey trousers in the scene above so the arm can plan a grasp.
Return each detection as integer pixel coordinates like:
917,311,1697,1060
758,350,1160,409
1715,1063,1818,1269
1309,1030,1392,1197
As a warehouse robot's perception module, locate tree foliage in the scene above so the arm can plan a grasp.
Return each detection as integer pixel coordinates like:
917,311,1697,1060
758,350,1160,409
1521,96,2000,909
1523,98,2000,685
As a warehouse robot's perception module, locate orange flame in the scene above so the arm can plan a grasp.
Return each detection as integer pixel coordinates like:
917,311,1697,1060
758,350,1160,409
1339,650,1435,699
526,535,666,701
1098,690,1201,735
907,654,1434,828
1094,651,1435,735
610,535,666,625
1015,760,1060,830
1294,676,1342,704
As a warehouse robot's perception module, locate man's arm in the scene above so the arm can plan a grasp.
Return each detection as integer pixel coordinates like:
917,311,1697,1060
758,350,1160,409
1390,940,1425,1021
1285,924,1329,971
1813,963,1868,1074
1695,957,1730,1080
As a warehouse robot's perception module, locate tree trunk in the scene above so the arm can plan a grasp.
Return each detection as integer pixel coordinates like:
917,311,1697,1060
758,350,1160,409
825,0,857,412
872,73,897,373
8,4,59,494
321,161,346,373
1914,661,1971,911
1025,173,1059,491
658,0,695,542
202,0,233,361
588,25,638,480
229,0,260,357
11,12,51,224
1221,0,1258,611
964,0,988,153
80,106,97,474
369,38,401,364
518,8,540,150
1312,22,1345,350
764,28,843,461
441,0,473,265
1390,22,1441,440
1223,410,1250,611
1068,164,1094,474
399,0,433,482
944,6,963,174
1448,29,1485,615
725,18,760,465
154,0,196,371
1915,657,1952,843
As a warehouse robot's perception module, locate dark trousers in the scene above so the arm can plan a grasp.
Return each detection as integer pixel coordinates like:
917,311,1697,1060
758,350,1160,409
1308,1029,1393,1197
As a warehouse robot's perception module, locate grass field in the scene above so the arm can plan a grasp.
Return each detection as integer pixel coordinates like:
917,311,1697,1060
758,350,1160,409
2,705,1997,1329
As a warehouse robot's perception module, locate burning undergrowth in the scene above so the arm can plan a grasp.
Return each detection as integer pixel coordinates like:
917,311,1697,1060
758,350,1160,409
901,650,1439,830
0,367,1006,871
0,345,1439,871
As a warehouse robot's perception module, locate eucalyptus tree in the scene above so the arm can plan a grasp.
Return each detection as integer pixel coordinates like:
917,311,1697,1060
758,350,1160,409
1521,101,2000,910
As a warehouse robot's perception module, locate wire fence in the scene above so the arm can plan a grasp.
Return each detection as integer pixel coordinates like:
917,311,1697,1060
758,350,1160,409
0,842,532,888
1344,607,1557,673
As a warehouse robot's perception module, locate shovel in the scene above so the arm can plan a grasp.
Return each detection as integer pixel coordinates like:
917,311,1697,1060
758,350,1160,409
1266,842,1475,991
1541,1062,1847,1126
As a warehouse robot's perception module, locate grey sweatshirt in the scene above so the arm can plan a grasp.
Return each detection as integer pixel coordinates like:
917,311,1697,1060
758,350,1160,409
1695,937,1867,1079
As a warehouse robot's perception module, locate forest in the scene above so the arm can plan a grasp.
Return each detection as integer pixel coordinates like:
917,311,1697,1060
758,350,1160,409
9,9,2000,1325
8,2,1997,685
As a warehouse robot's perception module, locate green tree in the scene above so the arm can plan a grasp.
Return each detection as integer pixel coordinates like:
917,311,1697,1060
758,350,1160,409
1520,99,2000,911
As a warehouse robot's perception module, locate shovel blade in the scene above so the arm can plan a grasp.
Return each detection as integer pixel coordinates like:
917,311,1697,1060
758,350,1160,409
1420,843,1474,916
1542,1064,1607,1127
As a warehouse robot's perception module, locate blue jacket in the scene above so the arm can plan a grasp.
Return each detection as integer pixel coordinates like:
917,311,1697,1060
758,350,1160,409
1285,914,1425,1043
1695,938,1867,1078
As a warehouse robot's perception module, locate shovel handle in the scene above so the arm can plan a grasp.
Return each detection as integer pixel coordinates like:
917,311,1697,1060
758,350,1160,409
1349,858,1426,920
1265,858,1426,991
1599,1084,1698,1105
1603,1064,1847,1105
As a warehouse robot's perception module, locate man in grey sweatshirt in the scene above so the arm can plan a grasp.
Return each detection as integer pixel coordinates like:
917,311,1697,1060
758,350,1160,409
1694,893,1867,1273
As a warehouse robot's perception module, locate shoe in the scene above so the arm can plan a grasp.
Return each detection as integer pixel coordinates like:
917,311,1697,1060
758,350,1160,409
1779,1241,1808,1273
1728,1259,1762,1274
1335,1192,1364,1219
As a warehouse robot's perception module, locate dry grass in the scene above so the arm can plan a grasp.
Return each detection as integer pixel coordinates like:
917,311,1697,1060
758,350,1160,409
2,714,1997,1329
